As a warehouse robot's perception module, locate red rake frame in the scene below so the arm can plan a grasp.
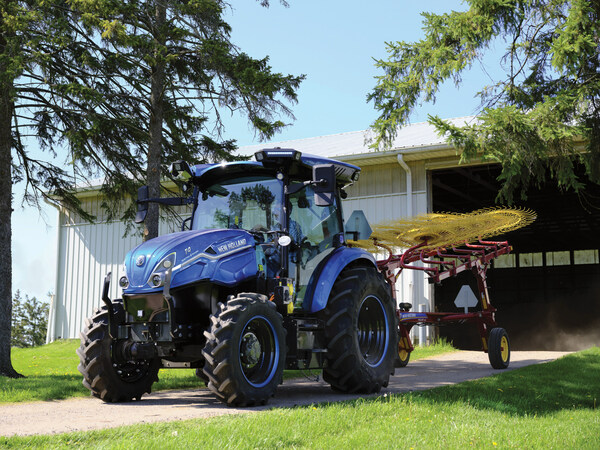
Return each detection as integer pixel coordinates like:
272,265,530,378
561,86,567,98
376,239,512,368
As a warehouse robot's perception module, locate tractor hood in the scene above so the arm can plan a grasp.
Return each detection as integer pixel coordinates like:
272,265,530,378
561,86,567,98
122,229,257,294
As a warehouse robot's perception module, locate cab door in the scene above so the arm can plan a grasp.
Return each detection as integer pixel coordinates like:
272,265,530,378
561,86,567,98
288,185,342,308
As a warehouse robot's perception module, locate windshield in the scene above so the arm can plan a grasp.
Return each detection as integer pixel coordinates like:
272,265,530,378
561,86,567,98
192,176,284,232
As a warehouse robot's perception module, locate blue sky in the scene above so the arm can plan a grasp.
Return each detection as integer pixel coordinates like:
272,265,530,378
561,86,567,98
12,0,497,300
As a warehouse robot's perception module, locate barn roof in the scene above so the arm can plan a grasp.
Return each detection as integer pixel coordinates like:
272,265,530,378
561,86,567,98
238,116,476,165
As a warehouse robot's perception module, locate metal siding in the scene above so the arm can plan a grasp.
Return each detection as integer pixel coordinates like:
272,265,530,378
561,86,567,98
65,224,76,339
346,163,406,199
70,226,81,339
413,161,427,192
63,221,143,338
50,209,69,341
342,161,431,345
90,199,101,319
51,202,143,339
64,222,75,339
343,192,427,224
81,227,91,338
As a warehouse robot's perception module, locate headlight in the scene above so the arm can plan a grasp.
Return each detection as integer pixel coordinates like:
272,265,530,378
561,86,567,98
118,263,129,289
151,274,163,287
146,252,176,288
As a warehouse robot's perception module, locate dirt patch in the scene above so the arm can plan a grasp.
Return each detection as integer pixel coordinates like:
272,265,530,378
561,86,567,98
0,351,569,437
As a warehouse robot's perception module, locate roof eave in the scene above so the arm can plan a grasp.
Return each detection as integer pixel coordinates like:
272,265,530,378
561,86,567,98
335,143,458,166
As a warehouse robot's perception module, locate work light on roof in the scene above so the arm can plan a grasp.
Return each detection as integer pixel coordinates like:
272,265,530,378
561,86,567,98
169,160,193,181
254,148,302,163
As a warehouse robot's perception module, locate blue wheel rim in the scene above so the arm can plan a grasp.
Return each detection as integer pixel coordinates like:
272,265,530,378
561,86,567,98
357,295,389,368
238,315,280,388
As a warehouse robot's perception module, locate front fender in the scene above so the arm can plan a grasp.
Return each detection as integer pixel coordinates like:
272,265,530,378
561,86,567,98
303,247,376,313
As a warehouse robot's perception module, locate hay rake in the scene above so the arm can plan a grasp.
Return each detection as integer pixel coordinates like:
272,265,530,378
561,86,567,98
350,207,536,369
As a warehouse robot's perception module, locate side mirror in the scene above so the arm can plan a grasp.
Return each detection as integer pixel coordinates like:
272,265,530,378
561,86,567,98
135,186,149,223
345,210,372,240
312,164,336,206
169,160,193,181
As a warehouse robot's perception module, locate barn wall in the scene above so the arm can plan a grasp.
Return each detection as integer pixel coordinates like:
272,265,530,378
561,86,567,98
343,160,432,344
47,197,187,341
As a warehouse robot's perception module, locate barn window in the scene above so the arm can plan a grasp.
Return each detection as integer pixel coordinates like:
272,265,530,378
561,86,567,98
574,249,599,265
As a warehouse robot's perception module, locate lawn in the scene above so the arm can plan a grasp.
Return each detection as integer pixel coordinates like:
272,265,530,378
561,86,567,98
2,346,598,448
1,338,456,403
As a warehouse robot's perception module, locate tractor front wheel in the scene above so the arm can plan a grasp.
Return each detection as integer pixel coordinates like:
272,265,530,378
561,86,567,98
77,303,160,402
319,266,398,393
202,293,286,406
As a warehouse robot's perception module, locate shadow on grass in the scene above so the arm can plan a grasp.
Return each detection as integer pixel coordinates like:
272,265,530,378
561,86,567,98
0,374,87,402
331,347,600,417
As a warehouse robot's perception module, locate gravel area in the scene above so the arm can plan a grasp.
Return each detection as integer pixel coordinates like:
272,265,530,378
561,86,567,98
0,350,570,437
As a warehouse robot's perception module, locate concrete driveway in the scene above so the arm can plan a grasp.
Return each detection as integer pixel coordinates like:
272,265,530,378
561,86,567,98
0,350,569,437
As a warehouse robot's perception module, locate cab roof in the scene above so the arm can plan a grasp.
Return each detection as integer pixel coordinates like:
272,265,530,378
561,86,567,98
192,149,360,188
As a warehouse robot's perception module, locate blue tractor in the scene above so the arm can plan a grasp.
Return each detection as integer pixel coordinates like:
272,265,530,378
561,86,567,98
77,149,398,406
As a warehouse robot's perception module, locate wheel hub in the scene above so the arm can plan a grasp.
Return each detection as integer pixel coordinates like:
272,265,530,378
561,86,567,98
241,332,261,366
358,295,389,368
500,335,509,361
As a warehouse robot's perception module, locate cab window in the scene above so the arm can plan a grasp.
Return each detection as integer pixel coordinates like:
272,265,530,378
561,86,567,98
193,176,283,232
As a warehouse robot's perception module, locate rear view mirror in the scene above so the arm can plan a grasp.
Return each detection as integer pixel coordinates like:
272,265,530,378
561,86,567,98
313,164,336,207
135,186,149,223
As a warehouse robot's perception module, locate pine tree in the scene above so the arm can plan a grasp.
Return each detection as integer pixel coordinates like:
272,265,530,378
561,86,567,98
1,0,160,377
11,291,49,348
72,0,304,239
1,0,302,377
369,0,600,203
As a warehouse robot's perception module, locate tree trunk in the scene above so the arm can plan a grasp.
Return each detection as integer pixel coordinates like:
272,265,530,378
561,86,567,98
144,1,167,241
0,75,23,378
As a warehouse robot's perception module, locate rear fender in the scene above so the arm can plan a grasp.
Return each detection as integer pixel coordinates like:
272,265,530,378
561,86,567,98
303,247,376,313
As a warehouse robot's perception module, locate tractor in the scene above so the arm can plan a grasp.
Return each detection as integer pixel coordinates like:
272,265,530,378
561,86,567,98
77,149,399,406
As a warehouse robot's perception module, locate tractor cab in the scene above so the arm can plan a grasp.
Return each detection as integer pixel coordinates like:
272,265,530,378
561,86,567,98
185,149,357,311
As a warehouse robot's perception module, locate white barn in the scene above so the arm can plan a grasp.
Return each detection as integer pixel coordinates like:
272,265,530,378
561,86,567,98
47,117,600,351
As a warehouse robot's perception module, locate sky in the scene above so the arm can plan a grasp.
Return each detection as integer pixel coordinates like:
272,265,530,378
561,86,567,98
11,0,499,301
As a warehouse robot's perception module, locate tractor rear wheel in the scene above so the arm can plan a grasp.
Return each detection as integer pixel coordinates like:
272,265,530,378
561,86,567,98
202,293,286,406
319,266,398,393
77,303,160,402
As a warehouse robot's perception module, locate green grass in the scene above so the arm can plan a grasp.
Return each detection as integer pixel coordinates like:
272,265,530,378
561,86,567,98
407,337,456,360
1,338,455,403
2,347,599,448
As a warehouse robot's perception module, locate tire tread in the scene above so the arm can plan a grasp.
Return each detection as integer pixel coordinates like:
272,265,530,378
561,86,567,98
319,266,398,394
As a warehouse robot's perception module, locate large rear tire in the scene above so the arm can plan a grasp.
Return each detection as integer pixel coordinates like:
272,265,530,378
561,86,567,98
318,266,398,393
77,303,160,402
202,293,286,406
